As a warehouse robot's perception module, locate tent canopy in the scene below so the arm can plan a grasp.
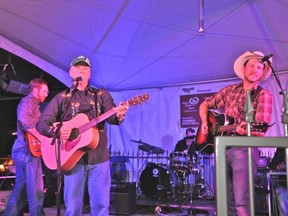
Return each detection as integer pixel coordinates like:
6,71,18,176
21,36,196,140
0,0,287,91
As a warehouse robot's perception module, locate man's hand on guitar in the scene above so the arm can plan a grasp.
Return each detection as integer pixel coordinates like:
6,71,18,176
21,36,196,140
114,101,129,121
236,122,265,137
59,126,72,140
201,121,209,135
236,122,246,135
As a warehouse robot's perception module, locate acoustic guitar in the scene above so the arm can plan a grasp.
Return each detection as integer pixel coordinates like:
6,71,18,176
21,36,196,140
29,93,149,172
195,111,270,154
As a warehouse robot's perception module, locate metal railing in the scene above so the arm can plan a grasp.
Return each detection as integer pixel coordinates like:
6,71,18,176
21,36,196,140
215,136,288,216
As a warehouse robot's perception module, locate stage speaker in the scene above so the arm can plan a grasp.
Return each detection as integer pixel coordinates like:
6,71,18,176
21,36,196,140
267,171,287,216
110,182,136,215
0,175,15,190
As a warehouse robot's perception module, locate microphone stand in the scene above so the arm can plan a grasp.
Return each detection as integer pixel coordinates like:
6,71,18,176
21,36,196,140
50,121,63,216
267,60,288,136
244,90,255,216
51,81,79,216
267,60,288,191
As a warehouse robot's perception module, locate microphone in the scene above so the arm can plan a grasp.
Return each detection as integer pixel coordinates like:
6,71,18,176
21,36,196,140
73,77,82,82
71,77,82,92
184,136,196,140
261,54,273,64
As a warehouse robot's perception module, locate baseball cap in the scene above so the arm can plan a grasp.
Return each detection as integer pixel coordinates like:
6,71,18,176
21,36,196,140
70,55,91,67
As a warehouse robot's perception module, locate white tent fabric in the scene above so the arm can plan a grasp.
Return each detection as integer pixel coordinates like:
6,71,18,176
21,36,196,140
0,0,288,90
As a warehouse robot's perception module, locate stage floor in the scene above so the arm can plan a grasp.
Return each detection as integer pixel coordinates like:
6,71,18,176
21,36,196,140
0,189,215,215
29,199,216,216
0,190,269,215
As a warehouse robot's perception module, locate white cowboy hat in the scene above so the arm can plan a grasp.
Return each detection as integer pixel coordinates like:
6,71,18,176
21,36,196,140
233,51,272,81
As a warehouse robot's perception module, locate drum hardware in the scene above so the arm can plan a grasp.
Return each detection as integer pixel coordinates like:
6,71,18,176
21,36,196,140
136,149,215,203
139,163,181,200
170,151,214,202
131,139,165,199
192,164,215,200
170,151,192,174
168,151,200,203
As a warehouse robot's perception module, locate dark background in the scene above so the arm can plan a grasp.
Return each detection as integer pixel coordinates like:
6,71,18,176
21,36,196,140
0,48,66,156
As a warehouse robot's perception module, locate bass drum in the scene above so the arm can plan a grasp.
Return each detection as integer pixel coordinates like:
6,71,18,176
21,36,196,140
139,163,181,199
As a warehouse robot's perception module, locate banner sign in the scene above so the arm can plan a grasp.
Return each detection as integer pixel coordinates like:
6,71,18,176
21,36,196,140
180,93,214,128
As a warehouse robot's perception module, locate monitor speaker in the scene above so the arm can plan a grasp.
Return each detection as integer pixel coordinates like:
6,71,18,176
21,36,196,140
267,171,287,215
110,182,136,215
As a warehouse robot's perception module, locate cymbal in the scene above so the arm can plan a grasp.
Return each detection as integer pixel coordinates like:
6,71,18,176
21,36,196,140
131,139,150,145
138,144,164,154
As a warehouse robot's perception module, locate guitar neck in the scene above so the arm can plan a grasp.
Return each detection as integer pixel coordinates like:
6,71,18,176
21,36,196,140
217,124,267,133
217,125,237,133
74,93,149,134
79,109,116,133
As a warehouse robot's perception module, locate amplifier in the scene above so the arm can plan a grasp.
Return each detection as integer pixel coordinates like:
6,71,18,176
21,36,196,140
266,171,287,215
267,171,286,186
0,174,15,190
110,182,136,215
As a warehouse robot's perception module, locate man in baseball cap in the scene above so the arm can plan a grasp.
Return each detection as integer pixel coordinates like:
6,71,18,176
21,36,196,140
36,54,129,215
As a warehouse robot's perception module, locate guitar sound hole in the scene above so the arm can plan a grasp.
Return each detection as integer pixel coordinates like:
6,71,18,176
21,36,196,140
68,128,79,141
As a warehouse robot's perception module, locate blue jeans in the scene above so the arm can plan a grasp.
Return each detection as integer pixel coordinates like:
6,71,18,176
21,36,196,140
64,160,111,216
4,148,44,216
226,147,259,216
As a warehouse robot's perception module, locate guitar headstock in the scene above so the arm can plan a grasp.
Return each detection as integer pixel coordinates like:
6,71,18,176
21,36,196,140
251,122,271,132
127,94,150,106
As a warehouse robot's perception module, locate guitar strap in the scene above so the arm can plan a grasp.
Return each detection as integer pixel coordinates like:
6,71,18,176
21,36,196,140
61,87,74,117
93,88,104,131
250,85,263,103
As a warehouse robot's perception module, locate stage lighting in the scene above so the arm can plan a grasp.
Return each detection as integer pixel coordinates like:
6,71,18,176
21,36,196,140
6,79,29,95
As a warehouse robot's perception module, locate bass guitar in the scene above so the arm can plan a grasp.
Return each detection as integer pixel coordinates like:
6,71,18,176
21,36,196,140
195,111,270,154
30,93,149,172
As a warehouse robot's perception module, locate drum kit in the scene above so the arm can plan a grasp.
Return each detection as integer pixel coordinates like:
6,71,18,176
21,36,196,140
131,139,214,203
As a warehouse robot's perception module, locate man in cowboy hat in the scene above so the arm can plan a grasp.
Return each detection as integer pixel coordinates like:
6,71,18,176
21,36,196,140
198,51,273,215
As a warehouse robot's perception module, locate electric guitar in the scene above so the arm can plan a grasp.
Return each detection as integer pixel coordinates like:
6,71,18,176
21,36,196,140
30,93,149,172
195,111,270,154
25,129,42,157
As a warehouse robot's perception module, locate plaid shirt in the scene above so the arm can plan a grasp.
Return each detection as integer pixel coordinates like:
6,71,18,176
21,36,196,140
205,82,272,125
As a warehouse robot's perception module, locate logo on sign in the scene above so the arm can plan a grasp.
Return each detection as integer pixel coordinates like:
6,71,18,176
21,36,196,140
189,97,199,106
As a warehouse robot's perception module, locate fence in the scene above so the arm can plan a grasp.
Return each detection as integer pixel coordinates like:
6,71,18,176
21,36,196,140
109,150,216,192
